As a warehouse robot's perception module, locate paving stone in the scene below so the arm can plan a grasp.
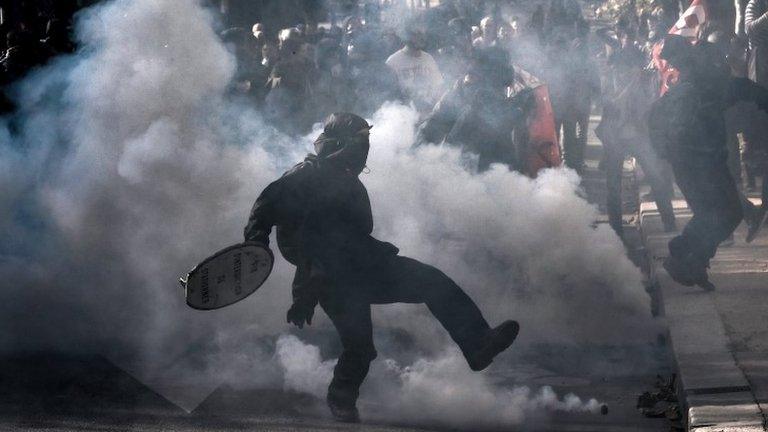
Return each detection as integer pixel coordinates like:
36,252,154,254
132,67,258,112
689,403,764,429
733,352,768,404
691,423,765,431
688,391,758,407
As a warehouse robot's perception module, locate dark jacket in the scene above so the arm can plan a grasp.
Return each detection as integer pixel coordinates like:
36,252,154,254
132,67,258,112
244,156,398,305
649,76,768,160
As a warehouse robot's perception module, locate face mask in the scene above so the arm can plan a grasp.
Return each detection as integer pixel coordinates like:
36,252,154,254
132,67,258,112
315,133,370,176
324,135,369,175
316,113,372,174
341,135,370,175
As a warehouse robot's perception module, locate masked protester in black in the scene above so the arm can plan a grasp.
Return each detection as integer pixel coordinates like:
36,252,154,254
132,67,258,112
649,35,768,289
244,113,519,423
417,47,530,172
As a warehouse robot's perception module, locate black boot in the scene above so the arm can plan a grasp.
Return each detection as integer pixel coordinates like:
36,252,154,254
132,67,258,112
327,387,360,423
663,254,696,286
467,320,519,371
662,255,714,291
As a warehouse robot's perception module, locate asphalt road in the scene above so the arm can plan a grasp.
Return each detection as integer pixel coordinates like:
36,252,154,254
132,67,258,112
0,340,673,432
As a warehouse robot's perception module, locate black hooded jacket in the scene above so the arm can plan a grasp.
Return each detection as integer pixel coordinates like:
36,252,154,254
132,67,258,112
244,113,398,305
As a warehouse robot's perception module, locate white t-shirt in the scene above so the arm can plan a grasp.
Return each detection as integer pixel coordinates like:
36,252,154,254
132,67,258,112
385,47,444,106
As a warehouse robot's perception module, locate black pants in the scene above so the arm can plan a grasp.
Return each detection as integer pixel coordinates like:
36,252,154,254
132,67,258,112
604,137,676,237
668,153,743,266
318,255,490,404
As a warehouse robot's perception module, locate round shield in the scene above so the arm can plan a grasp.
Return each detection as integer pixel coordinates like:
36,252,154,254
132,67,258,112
180,242,274,310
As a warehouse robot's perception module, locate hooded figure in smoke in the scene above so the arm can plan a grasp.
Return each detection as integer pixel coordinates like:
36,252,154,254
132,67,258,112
244,112,520,423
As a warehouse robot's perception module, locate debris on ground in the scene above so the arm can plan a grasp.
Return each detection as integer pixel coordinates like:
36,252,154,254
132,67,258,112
637,374,683,430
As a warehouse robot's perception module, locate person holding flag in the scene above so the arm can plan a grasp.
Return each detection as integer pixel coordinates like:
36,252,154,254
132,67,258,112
652,0,708,95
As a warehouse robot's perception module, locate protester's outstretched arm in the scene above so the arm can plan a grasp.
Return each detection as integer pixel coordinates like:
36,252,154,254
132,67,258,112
243,164,316,328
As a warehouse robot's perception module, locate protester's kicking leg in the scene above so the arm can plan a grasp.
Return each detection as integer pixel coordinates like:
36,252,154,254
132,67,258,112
375,256,518,371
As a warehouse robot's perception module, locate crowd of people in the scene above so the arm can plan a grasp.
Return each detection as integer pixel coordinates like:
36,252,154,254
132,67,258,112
4,0,768,288
212,0,748,185
217,1,599,173
0,1,700,178
220,0,768,290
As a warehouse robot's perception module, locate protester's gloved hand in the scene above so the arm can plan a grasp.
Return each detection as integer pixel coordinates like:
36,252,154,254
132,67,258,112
287,300,315,329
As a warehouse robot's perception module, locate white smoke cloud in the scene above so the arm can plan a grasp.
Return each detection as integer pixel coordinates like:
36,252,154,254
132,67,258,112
363,104,650,347
276,335,336,398
0,0,654,426
276,334,603,429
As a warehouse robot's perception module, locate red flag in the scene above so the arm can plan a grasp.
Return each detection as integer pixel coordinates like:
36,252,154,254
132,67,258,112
508,67,562,177
652,0,708,95
669,0,707,37
525,85,561,177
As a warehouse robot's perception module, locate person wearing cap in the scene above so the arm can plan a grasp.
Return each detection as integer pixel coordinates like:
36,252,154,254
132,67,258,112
244,113,520,423
649,35,768,289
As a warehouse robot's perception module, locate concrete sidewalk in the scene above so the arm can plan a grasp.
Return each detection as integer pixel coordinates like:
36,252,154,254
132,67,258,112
640,200,768,432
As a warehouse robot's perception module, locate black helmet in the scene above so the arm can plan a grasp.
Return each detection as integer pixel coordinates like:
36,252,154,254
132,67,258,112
314,113,373,175
660,34,694,68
